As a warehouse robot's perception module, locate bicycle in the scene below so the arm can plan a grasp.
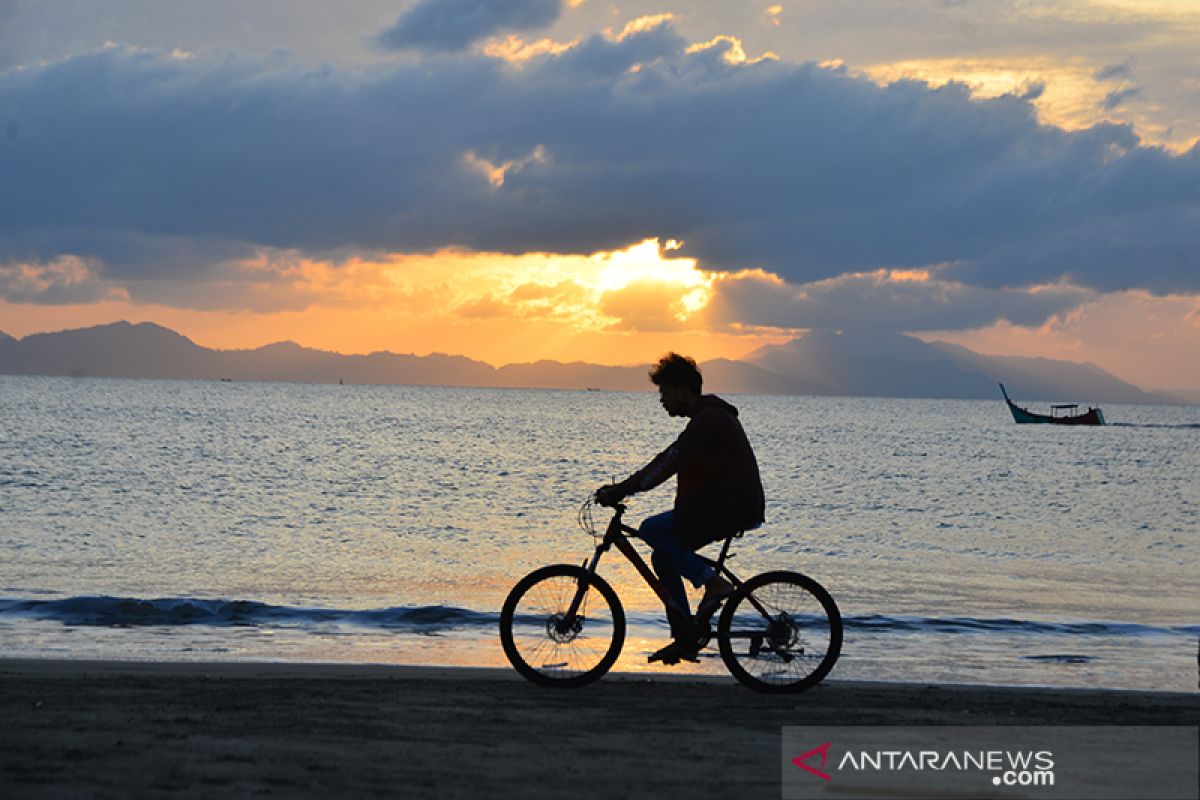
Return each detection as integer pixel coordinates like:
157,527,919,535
498,499,842,693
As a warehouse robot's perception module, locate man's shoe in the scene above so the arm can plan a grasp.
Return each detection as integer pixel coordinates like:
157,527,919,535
647,640,701,665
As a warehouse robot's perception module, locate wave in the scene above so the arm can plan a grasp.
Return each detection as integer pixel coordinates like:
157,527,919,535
0,596,497,632
1021,654,1097,664
844,614,1199,638
1,596,1196,642
1108,422,1200,429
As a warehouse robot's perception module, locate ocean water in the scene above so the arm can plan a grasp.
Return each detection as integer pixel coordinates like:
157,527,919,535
1,375,1196,690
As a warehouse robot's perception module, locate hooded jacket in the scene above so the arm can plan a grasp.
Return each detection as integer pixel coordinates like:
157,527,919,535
619,394,765,547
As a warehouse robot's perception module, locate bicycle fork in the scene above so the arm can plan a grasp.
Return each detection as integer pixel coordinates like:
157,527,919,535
556,544,607,634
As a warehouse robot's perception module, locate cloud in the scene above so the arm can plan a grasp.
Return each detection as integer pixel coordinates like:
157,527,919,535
2,17,1198,327
1095,58,1134,81
455,293,509,318
1093,57,1141,116
461,144,549,187
373,0,564,53
1101,85,1140,109
455,279,595,321
550,15,685,76
0,255,127,304
598,280,698,331
703,269,1096,333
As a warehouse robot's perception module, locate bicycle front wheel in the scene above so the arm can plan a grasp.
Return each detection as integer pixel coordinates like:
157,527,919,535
717,570,842,693
499,564,625,688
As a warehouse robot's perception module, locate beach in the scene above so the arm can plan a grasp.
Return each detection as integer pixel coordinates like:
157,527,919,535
1,659,1196,798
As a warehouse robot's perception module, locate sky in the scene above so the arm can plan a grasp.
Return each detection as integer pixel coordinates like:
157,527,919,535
1,0,1198,392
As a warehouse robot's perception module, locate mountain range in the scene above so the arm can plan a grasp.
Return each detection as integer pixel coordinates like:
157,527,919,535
0,320,1185,404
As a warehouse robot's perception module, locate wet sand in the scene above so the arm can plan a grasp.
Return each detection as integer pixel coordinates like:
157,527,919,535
1,659,1196,798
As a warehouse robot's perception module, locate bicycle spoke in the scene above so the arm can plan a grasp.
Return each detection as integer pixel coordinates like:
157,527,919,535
502,568,622,685
717,572,841,693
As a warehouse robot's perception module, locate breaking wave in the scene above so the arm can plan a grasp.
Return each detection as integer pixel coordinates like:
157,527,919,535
844,613,1198,638
0,596,497,631
1,596,1195,641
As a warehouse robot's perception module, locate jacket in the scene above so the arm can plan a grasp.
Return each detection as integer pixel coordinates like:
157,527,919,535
620,394,765,547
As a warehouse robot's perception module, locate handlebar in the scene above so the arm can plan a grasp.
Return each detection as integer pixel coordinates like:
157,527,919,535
579,496,626,541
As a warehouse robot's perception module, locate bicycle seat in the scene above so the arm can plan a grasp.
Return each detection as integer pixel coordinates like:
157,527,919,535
729,522,762,540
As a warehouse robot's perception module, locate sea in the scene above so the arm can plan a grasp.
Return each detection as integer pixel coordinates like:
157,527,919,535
1,375,1197,691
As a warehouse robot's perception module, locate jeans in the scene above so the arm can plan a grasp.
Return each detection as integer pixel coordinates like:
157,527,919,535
638,510,716,639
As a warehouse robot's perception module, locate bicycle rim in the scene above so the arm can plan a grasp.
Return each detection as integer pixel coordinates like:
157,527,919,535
499,565,625,688
717,570,842,693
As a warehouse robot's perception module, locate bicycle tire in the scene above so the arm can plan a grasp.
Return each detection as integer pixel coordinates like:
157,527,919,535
716,570,842,693
499,564,626,688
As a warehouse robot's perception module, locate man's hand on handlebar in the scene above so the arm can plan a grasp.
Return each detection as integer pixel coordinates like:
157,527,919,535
594,483,626,507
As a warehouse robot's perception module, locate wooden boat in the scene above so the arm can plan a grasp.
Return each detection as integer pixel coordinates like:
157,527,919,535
1000,384,1105,425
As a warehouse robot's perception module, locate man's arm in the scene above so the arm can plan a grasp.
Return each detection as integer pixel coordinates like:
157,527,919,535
596,413,715,504
594,448,669,505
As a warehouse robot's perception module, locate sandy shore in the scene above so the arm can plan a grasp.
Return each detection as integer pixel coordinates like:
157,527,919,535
1,659,1196,798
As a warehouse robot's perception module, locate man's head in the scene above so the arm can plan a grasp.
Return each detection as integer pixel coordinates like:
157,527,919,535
650,352,702,417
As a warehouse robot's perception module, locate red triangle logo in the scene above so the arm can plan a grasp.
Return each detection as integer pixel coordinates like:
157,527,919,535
791,741,832,781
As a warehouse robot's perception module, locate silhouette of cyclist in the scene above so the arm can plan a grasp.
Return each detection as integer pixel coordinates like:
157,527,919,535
596,352,765,665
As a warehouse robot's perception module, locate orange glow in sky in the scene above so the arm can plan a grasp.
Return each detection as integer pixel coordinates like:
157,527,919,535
3,238,1197,392
0,239,788,367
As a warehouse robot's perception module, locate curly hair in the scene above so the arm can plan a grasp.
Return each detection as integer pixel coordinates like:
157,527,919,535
649,352,702,394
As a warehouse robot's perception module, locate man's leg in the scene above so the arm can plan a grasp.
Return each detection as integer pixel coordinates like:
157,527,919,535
638,511,714,640
651,549,691,639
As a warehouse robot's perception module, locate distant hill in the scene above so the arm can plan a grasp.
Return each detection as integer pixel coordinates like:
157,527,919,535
0,321,498,386
0,321,210,380
926,340,1169,404
1177,390,1200,405
0,330,14,344
0,321,814,395
491,357,828,395
0,321,1185,404
746,329,993,399
743,330,1176,404
493,360,646,391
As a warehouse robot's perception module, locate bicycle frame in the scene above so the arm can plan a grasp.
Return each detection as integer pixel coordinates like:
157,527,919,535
557,503,772,635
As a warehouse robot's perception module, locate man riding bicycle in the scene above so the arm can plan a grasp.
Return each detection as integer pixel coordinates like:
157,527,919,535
595,352,765,665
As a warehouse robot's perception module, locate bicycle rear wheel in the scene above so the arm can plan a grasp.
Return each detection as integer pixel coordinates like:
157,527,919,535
499,564,625,688
716,570,842,693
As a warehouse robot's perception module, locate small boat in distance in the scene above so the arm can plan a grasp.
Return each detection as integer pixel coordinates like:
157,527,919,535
1000,384,1105,426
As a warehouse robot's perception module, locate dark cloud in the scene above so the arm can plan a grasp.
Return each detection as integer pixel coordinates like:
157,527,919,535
0,256,124,305
554,20,685,76
119,255,323,312
373,0,563,53
1095,58,1134,81
2,19,1198,324
1101,86,1141,110
703,271,1095,333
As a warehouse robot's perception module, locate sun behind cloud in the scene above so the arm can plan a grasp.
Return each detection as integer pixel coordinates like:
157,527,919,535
0,237,754,368
447,238,713,331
